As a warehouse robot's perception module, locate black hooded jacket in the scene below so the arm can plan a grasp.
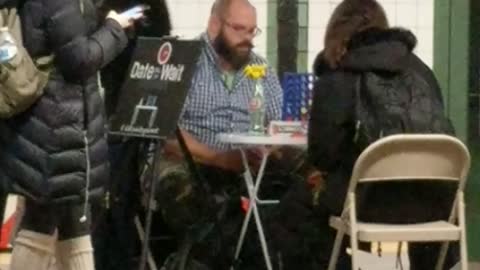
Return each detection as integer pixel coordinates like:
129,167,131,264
308,28,448,214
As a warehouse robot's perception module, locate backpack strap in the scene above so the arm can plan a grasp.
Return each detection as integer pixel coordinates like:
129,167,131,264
1,7,54,76
353,74,362,144
6,8,16,29
0,9,8,27
79,0,85,14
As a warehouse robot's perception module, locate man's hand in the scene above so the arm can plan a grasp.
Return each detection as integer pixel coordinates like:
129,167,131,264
243,147,267,172
164,129,244,173
212,147,274,173
245,146,287,172
213,150,244,173
164,140,243,173
163,139,183,161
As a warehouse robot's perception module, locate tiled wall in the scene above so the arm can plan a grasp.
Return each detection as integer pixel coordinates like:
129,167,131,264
308,0,435,69
165,0,269,58
164,0,435,70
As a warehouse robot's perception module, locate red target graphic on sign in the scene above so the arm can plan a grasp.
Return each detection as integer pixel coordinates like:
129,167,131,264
157,42,172,65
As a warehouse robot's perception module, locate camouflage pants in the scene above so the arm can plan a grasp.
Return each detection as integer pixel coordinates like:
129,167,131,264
153,147,312,269
152,157,246,269
154,157,242,235
154,146,309,233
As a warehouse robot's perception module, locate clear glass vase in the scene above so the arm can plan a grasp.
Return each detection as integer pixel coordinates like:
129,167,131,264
248,81,265,135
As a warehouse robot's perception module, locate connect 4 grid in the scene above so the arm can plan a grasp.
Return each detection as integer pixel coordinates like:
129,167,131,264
281,73,314,121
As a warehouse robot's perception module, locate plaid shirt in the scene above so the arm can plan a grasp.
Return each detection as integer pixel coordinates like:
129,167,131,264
179,33,283,150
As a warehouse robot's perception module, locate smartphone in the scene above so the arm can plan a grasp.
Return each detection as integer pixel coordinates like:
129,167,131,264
120,4,150,20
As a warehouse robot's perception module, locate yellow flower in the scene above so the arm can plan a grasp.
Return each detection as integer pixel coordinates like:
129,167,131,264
244,64,267,80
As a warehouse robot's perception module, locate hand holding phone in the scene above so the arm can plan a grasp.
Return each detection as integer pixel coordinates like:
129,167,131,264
107,5,148,28
120,4,150,20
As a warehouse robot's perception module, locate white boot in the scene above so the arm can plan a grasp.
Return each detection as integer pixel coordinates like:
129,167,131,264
57,235,95,270
10,229,56,270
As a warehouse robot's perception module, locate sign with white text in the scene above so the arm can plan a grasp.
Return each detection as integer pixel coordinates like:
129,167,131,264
109,37,202,139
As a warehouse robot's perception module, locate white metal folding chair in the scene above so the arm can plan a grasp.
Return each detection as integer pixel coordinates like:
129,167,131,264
326,134,470,270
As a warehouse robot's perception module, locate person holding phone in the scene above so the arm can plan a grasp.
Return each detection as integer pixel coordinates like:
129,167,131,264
92,1,172,269
0,0,143,269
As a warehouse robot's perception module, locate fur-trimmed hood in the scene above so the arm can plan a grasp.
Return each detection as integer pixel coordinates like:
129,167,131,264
314,28,418,75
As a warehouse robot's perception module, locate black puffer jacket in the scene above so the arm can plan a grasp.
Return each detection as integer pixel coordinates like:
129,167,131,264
0,0,128,203
308,28,450,214
0,0,18,8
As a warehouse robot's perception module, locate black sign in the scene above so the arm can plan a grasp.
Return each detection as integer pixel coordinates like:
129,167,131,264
109,37,202,139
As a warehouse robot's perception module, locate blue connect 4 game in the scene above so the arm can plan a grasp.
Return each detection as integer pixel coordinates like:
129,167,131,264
281,72,314,121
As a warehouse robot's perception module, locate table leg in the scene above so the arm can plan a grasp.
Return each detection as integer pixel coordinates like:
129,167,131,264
233,151,256,264
232,150,273,270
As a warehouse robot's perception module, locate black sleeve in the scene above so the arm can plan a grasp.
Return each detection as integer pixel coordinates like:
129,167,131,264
45,0,128,81
308,71,356,172
408,54,446,109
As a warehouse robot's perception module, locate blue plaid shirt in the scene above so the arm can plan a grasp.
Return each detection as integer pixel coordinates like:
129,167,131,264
179,33,283,150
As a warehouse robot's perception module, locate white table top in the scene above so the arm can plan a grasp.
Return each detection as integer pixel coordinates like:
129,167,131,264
217,133,307,146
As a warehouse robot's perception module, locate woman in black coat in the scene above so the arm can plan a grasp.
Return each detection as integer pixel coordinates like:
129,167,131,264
308,0,458,269
0,0,138,269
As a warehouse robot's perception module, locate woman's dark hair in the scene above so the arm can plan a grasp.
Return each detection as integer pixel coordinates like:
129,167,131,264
323,0,389,68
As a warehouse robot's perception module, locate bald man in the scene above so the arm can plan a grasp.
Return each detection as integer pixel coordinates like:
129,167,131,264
155,0,288,269
207,0,259,70
159,0,284,192
164,0,283,162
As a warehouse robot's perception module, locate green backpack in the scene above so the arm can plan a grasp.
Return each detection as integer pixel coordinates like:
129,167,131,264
0,7,49,118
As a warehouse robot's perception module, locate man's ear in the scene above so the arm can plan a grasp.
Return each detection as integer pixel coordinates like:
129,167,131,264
208,14,222,37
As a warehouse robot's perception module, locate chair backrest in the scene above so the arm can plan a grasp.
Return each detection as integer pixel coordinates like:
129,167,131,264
347,134,471,195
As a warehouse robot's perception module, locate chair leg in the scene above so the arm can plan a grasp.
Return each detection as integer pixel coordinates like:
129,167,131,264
349,193,359,270
437,192,469,270
327,230,345,270
350,231,359,270
435,242,449,270
460,238,468,270
458,194,468,270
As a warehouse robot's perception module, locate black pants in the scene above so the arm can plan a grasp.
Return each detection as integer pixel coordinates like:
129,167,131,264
20,200,90,241
92,140,142,270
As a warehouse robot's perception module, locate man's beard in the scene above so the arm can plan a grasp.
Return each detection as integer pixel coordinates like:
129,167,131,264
213,30,253,70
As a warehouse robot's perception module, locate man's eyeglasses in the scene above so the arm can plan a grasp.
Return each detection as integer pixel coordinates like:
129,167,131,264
222,20,262,37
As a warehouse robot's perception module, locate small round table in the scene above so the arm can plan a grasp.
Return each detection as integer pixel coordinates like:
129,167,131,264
217,133,307,270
